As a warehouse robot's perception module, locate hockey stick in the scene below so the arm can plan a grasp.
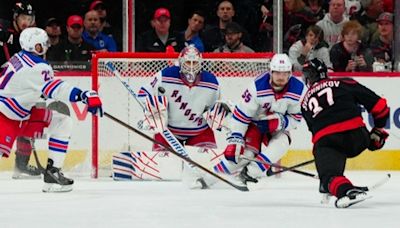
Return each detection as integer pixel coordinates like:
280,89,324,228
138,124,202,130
356,173,391,192
266,159,315,176
30,139,46,173
241,156,317,178
104,112,249,192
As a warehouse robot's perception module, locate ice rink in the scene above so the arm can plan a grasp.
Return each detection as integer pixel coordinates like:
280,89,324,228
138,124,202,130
0,171,398,228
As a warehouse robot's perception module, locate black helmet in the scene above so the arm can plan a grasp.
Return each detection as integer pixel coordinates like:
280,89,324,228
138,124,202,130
302,58,328,86
13,1,35,19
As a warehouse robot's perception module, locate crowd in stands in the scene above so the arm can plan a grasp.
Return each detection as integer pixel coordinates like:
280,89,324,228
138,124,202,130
0,0,395,72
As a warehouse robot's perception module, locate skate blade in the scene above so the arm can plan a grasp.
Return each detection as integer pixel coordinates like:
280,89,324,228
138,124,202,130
335,195,372,208
12,173,41,180
42,183,73,193
320,193,332,204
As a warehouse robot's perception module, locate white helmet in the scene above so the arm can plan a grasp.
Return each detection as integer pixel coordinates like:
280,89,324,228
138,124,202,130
19,27,49,56
270,53,292,72
178,45,202,83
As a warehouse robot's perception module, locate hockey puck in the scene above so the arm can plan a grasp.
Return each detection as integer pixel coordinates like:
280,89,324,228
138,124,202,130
158,87,166,94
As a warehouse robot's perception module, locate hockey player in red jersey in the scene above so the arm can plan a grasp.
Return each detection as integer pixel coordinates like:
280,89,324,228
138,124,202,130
300,58,389,208
0,27,103,192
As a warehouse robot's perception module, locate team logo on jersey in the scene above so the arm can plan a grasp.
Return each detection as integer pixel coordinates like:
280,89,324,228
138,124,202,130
5,136,11,143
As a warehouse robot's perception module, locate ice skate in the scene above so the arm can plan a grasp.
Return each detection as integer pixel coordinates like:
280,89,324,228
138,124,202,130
42,159,73,193
12,153,41,179
238,166,258,184
335,188,372,208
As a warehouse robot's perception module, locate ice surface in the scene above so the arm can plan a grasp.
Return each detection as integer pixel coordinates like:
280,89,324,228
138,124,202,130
0,171,398,228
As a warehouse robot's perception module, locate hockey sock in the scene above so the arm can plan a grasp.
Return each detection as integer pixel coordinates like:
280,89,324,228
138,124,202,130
328,176,353,198
48,137,69,168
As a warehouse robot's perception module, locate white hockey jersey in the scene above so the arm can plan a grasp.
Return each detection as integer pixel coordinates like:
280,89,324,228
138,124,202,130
0,51,80,120
230,72,305,135
138,66,220,139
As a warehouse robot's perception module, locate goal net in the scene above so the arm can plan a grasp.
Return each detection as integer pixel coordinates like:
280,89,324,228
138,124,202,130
91,52,274,178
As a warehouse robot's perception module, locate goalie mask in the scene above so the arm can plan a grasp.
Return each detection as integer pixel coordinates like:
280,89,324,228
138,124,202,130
19,27,50,56
302,58,328,87
179,45,202,84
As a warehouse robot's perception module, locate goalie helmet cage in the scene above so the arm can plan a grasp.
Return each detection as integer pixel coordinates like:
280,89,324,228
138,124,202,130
91,52,274,178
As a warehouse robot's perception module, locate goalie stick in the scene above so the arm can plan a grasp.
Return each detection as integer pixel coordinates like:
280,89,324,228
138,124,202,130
104,112,249,192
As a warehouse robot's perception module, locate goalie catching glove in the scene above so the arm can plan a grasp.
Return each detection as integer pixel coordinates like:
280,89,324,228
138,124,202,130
141,95,168,132
81,90,103,117
368,127,388,151
224,132,245,163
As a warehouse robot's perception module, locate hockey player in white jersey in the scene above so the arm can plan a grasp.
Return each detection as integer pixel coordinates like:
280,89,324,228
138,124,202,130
0,27,103,192
138,45,222,188
213,53,305,184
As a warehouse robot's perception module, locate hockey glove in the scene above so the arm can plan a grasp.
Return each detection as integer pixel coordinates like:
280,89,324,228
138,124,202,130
81,90,103,117
224,132,245,163
21,107,52,138
368,127,389,151
256,113,288,134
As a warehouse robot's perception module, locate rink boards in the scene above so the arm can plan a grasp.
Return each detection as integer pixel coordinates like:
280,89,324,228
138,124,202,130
0,73,399,172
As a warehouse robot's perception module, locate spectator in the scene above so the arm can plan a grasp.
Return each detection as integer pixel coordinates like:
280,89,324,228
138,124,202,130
47,15,96,62
0,1,35,65
213,21,254,53
176,10,205,52
136,7,178,52
316,0,349,49
89,0,121,51
44,17,62,59
283,0,318,52
305,0,326,21
82,10,117,52
254,0,274,52
370,12,393,71
202,0,252,52
345,0,362,17
289,25,332,71
382,0,393,13
330,20,374,72
351,0,384,44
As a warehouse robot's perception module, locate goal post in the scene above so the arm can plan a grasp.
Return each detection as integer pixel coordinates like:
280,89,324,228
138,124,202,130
91,52,274,178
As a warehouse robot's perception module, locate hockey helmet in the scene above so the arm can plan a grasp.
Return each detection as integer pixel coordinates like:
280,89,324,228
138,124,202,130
270,53,292,72
13,1,35,18
20,27,49,56
178,45,202,84
302,58,328,86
